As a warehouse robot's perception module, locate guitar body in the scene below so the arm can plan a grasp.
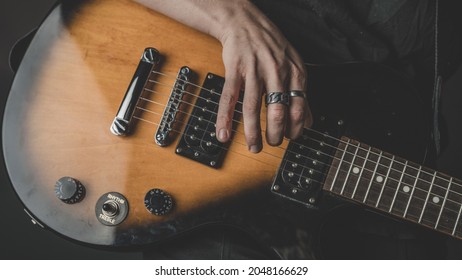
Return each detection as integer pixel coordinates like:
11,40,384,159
3,0,432,258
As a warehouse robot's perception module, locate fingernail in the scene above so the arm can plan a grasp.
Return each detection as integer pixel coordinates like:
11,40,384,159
218,128,228,141
249,145,260,153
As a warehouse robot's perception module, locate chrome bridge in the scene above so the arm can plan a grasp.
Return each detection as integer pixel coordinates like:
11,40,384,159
155,66,193,146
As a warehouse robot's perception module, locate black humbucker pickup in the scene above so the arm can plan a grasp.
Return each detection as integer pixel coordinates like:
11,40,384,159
270,116,345,209
175,73,231,169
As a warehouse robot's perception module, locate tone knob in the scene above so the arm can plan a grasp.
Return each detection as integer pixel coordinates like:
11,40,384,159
144,189,173,215
54,177,85,204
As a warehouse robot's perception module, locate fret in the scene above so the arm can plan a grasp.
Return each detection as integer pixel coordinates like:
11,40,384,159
362,151,383,203
417,173,451,230
375,158,406,212
435,177,452,229
403,166,421,218
362,153,392,207
444,177,462,237
349,146,370,198
339,142,360,195
388,161,408,212
351,149,380,202
418,171,437,224
389,161,415,216
329,139,351,192
404,167,435,226
453,195,462,236
375,155,395,208
334,141,368,198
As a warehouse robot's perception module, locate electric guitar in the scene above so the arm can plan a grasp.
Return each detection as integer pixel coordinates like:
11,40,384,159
3,0,462,259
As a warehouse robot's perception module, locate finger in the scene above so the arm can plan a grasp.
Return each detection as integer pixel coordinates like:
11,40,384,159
264,62,289,146
285,95,306,139
216,73,241,143
242,70,263,153
265,100,287,146
304,106,313,128
285,63,308,139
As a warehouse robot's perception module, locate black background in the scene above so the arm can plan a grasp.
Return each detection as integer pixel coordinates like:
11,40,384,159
1,0,462,259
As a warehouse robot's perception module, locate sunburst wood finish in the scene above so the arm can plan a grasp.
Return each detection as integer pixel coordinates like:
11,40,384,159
3,0,284,246
4,0,437,256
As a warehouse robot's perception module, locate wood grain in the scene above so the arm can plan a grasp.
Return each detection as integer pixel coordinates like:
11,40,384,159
4,0,284,246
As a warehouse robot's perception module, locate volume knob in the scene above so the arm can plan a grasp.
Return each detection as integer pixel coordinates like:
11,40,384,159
54,177,86,204
144,189,173,215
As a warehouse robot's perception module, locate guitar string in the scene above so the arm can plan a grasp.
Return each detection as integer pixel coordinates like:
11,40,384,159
132,115,277,169
138,77,462,195
141,87,249,138
147,79,250,122
149,69,462,189
151,70,248,113
136,84,462,209
134,103,462,215
133,114,460,231
130,71,462,221
145,79,269,135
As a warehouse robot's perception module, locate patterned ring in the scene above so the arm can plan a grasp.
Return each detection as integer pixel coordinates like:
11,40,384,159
289,90,307,99
265,92,289,106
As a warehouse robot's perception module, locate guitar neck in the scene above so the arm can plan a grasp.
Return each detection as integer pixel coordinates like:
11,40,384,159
324,136,462,239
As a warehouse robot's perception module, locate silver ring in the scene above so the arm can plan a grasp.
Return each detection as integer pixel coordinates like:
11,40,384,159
265,92,289,106
289,90,306,99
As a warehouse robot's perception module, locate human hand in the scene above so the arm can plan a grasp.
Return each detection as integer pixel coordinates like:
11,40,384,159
214,0,312,153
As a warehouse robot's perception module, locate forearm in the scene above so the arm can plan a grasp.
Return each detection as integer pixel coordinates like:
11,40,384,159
134,0,311,150
134,0,254,42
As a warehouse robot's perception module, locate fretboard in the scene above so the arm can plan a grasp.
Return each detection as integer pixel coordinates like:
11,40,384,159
324,136,462,239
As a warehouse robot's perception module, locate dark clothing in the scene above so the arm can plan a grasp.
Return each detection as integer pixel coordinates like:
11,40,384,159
253,0,462,103
145,0,462,259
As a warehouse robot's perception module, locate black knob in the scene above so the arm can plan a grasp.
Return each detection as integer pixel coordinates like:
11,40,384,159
54,177,85,204
144,189,173,216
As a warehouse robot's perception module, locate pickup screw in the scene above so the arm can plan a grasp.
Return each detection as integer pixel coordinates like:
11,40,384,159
273,185,280,191
207,74,214,79
338,120,344,126
309,197,316,204
210,161,216,167
176,148,182,153
181,67,190,74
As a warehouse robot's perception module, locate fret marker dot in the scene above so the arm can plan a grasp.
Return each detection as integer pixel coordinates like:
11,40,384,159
352,167,360,174
432,196,440,204
375,176,384,183
403,186,411,193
